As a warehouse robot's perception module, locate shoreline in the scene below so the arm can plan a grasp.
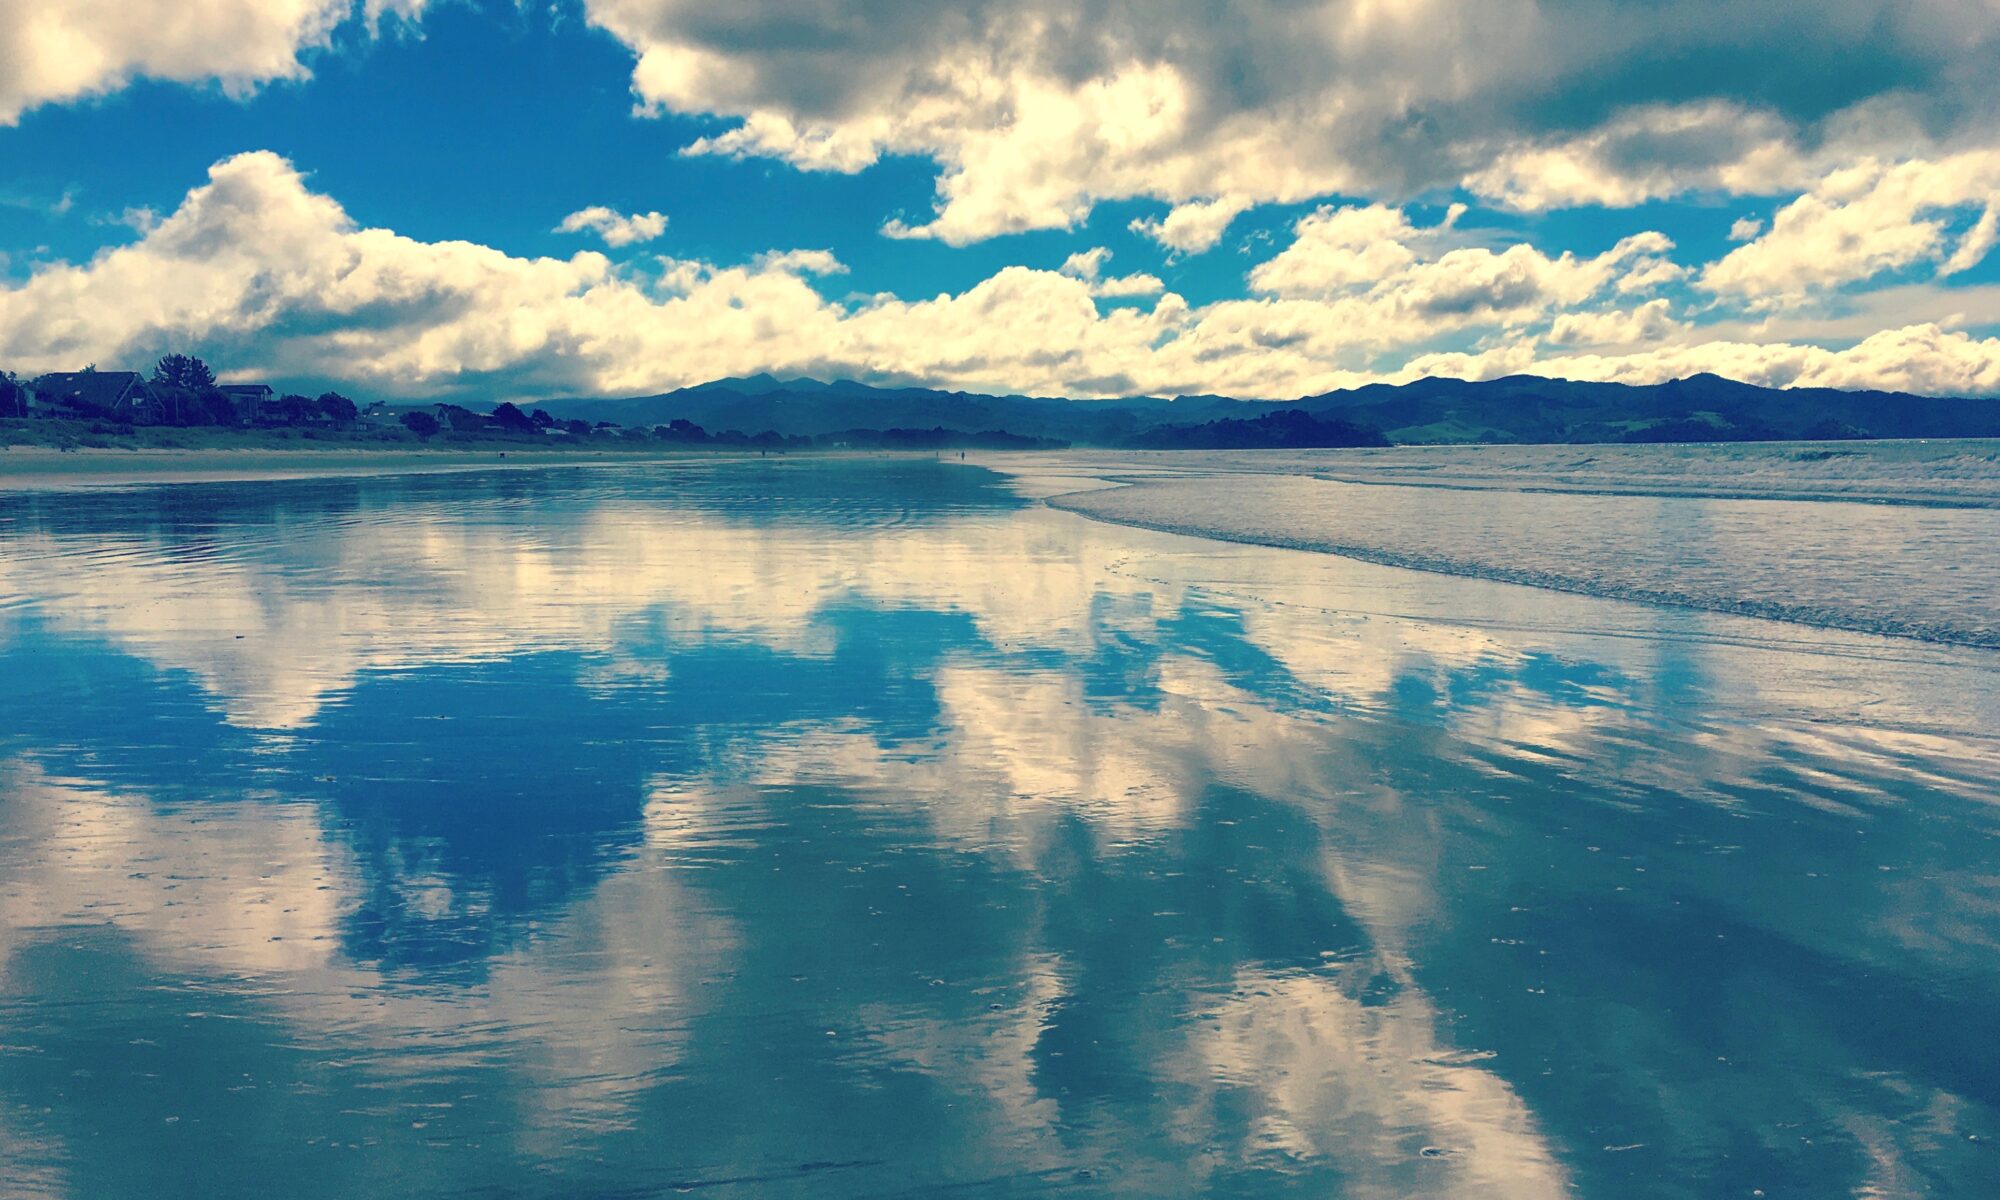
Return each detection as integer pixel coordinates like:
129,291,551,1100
0,445,818,490
1023,461,2000,652
1050,491,2000,651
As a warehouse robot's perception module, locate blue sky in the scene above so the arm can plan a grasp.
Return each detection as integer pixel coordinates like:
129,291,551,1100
3,0,2000,401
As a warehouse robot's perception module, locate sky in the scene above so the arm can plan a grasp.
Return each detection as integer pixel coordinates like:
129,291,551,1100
4,0,2000,402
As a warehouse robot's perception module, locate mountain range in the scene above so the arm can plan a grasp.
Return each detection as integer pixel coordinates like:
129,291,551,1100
541,373,2000,447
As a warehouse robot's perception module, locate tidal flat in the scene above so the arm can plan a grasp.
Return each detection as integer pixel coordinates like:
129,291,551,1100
0,451,1995,1199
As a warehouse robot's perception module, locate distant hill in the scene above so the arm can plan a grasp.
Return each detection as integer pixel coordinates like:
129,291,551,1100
1289,373,2000,444
541,373,2000,447
543,376,1232,443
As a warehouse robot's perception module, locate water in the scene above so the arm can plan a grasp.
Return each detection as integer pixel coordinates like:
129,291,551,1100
1,455,1997,1199
1045,442,2000,646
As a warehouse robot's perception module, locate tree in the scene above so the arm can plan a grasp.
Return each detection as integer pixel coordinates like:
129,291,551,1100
435,404,478,426
185,388,237,427
275,394,320,424
153,354,215,390
489,401,536,433
317,392,358,424
401,410,440,437
563,418,590,436
530,408,554,429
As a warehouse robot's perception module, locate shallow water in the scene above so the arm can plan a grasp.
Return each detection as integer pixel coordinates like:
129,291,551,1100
1048,443,2000,646
1,456,1997,1199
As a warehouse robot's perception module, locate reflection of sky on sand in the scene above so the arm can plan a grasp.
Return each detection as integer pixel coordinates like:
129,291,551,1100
1,459,1997,1198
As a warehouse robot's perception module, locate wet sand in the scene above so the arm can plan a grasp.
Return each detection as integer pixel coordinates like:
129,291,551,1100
1,457,1995,1199
987,446,2000,648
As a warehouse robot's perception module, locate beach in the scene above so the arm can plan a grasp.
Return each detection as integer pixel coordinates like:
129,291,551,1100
0,444,797,490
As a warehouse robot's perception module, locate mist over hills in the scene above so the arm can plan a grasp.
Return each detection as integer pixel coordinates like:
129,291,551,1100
543,373,2000,448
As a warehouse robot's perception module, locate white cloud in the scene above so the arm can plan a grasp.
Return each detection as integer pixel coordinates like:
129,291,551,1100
115,206,160,234
1490,323,2000,396
1615,256,1690,295
751,247,846,275
555,205,669,247
1462,103,1831,211
1059,246,1163,298
1940,200,2000,278
1703,153,2000,304
1546,299,1685,348
1090,272,1165,298
1728,215,1765,242
1697,282,2000,345
1058,247,1110,281
1246,205,1427,297
0,0,424,125
4,152,1999,404
1129,196,1249,255
1241,204,1683,354
581,0,2000,242
0,151,843,398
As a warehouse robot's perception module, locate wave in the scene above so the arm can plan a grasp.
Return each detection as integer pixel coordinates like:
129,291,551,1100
1049,467,2000,649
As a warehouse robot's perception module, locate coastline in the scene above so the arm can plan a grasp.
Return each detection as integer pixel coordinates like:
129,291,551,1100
0,445,789,490
1018,453,2000,651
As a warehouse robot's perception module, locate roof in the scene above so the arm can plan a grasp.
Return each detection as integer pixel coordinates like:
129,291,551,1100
219,383,275,397
33,371,148,409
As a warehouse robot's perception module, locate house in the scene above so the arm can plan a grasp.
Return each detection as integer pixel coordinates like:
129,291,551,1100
357,401,395,428
0,375,27,418
431,403,489,433
31,371,161,423
219,383,277,423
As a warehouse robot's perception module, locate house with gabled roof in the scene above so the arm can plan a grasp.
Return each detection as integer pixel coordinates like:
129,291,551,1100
31,371,161,423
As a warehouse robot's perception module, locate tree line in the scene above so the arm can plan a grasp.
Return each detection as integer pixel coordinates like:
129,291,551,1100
5,354,1080,450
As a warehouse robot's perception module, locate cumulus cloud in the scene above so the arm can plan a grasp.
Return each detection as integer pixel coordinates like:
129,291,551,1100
1091,273,1166,299
1058,248,1110,281
4,152,1999,404
579,0,2000,242
1703,153,2000,304
0,152,1198,397
750,247,846,276
555,205,669,247
1129,197,1249,255
1545,299,1686,348
1461,103,1836,212
0,151,833,398
1247,205,1430,296
1058,246,1165,298
1241,203,1684,352
0,0,423,125
1529,323,2000,396
1728,216,1765,242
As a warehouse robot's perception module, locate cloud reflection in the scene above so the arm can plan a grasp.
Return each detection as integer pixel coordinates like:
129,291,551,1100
0,460,1996,1198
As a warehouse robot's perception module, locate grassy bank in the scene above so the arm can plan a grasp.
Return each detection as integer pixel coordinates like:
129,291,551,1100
0,417,626,453
0,419,794,490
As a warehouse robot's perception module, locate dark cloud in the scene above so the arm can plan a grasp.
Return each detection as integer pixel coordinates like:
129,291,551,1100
589,0,2000,232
